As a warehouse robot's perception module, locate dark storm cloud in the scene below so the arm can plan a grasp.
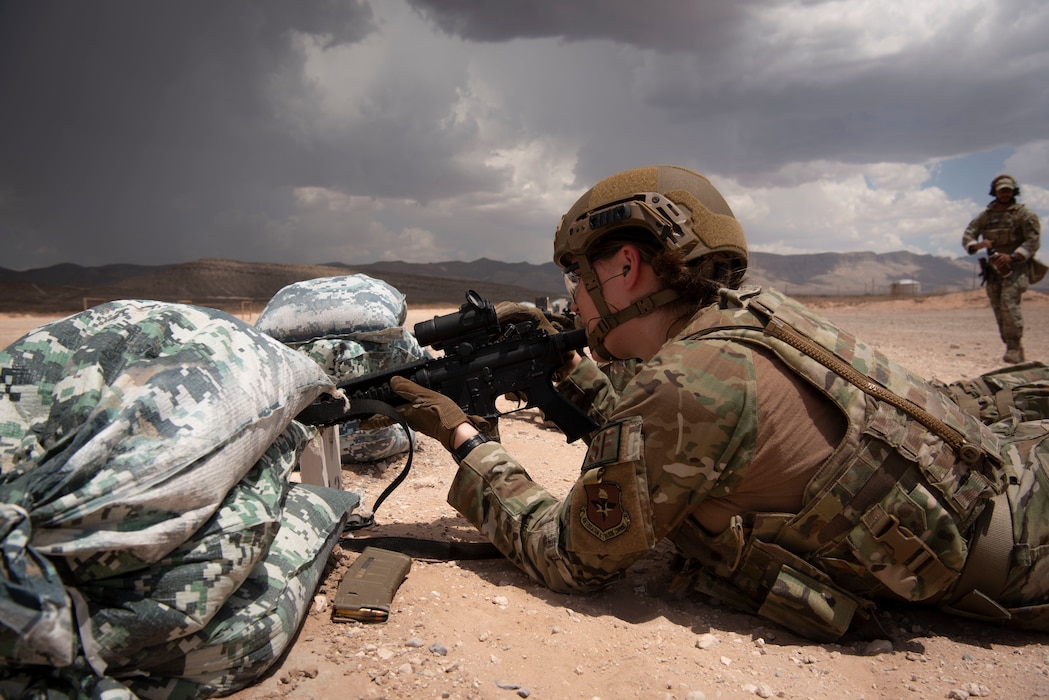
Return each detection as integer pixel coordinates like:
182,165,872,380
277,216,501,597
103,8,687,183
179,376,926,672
0,1,502,269
406,0,746,52
1,1,1046,270
0,1,373,267
409,0,1049,183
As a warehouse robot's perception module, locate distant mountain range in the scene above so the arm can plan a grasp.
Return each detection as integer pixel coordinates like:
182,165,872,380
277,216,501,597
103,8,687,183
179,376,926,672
351,251,1010,299
1,251,1043,313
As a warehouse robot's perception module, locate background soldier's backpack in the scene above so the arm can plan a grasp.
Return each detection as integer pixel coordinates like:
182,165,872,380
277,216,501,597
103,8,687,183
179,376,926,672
937,361,1049,425
1030,257,1049,284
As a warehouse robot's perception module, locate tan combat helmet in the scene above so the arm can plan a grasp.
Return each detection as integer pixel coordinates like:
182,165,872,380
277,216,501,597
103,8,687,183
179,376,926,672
553,164,747,359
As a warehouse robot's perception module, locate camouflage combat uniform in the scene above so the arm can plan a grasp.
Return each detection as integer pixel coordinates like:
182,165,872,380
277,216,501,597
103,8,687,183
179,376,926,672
447,287,1049,640
963,200,1041,357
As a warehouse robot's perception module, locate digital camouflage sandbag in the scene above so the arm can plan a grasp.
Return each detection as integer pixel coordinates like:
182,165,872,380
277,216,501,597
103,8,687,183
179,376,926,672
256,274,427,462
0,300,359,699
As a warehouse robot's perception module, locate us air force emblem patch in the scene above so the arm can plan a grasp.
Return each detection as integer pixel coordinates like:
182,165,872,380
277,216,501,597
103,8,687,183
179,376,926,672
574,419,644,545
580,481,631,541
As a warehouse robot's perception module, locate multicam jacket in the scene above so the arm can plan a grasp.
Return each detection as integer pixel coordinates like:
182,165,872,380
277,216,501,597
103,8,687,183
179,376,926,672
447,286,1049,640
963,201,1041,263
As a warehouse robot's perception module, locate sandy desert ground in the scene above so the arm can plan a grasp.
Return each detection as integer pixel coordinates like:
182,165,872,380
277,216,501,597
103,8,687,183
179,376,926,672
3,289,1049,700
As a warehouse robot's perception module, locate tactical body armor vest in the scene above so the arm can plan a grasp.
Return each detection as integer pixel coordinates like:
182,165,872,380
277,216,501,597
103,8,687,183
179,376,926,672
974,203,1033,255
668,287,1015,640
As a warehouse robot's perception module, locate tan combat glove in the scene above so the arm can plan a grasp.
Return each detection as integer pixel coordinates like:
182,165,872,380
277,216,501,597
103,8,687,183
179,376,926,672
494,302,579,388
389,376,490,452
494,301,575,334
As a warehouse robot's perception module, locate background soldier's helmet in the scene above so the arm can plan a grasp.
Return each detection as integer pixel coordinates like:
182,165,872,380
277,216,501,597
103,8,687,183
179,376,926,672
554,164,748,283
989,174,1021,197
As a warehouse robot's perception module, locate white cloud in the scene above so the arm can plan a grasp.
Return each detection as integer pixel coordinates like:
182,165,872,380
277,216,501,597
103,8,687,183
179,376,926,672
760,0,976,65
1004,140,1049,194
727,161,978,258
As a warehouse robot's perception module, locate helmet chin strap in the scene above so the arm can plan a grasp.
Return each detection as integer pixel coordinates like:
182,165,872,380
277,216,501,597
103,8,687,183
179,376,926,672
577,258,680,361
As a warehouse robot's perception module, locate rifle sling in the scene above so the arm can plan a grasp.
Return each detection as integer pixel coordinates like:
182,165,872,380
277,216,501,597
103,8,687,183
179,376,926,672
338,398,414,531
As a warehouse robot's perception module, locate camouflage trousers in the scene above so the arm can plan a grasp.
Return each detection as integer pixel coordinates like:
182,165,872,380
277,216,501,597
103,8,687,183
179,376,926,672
985,269,1029,343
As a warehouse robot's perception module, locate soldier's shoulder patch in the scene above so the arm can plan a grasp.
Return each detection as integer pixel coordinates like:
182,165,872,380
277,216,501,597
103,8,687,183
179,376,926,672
582,416,643,471
580,481,631,541
568,416,652,550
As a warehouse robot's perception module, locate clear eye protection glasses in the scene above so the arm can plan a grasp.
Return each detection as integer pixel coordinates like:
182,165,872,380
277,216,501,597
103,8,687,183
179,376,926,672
563,264,581,300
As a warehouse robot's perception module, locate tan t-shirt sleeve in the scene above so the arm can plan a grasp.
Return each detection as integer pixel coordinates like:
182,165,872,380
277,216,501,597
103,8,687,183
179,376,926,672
694,347,845,532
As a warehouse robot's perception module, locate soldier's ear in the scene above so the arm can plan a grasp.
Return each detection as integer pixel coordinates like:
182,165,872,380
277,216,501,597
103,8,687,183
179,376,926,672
618,244,642,273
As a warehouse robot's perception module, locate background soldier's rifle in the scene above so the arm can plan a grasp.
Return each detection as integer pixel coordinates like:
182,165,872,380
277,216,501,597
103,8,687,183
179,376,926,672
978,247,1011,285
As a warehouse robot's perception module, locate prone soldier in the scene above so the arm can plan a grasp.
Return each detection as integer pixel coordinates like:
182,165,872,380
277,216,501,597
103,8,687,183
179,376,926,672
390,164,1049,641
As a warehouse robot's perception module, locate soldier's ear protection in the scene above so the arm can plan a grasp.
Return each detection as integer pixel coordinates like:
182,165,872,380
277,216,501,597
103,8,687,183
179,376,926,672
989,178,1020,197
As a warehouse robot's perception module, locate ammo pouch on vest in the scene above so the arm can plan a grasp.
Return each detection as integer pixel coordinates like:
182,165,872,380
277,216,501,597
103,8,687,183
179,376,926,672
671,517,868,642
671,288,1011,639
938,361,1049,426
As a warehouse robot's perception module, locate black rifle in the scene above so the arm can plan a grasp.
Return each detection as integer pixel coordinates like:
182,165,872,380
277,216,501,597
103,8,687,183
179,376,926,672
296,290,598,444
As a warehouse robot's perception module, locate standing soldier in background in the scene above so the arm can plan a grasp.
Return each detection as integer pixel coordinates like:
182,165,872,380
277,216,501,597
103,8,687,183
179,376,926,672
962,174,1041,363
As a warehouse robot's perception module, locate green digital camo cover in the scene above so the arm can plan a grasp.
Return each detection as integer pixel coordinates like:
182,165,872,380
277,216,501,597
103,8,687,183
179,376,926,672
254,273,408,343
0,300,359,698
256,275,425,462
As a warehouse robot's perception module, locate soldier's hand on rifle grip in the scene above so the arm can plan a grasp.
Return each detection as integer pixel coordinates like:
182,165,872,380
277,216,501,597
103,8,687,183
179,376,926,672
390,376,491,452
495,301,560,333
494,302,578,379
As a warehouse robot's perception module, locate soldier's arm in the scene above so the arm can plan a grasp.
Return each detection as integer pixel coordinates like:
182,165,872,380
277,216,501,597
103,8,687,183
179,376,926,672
1015,206,1041,259
447,428,654,593
446,350,751,593
555,354,622,427
962,212,989,254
